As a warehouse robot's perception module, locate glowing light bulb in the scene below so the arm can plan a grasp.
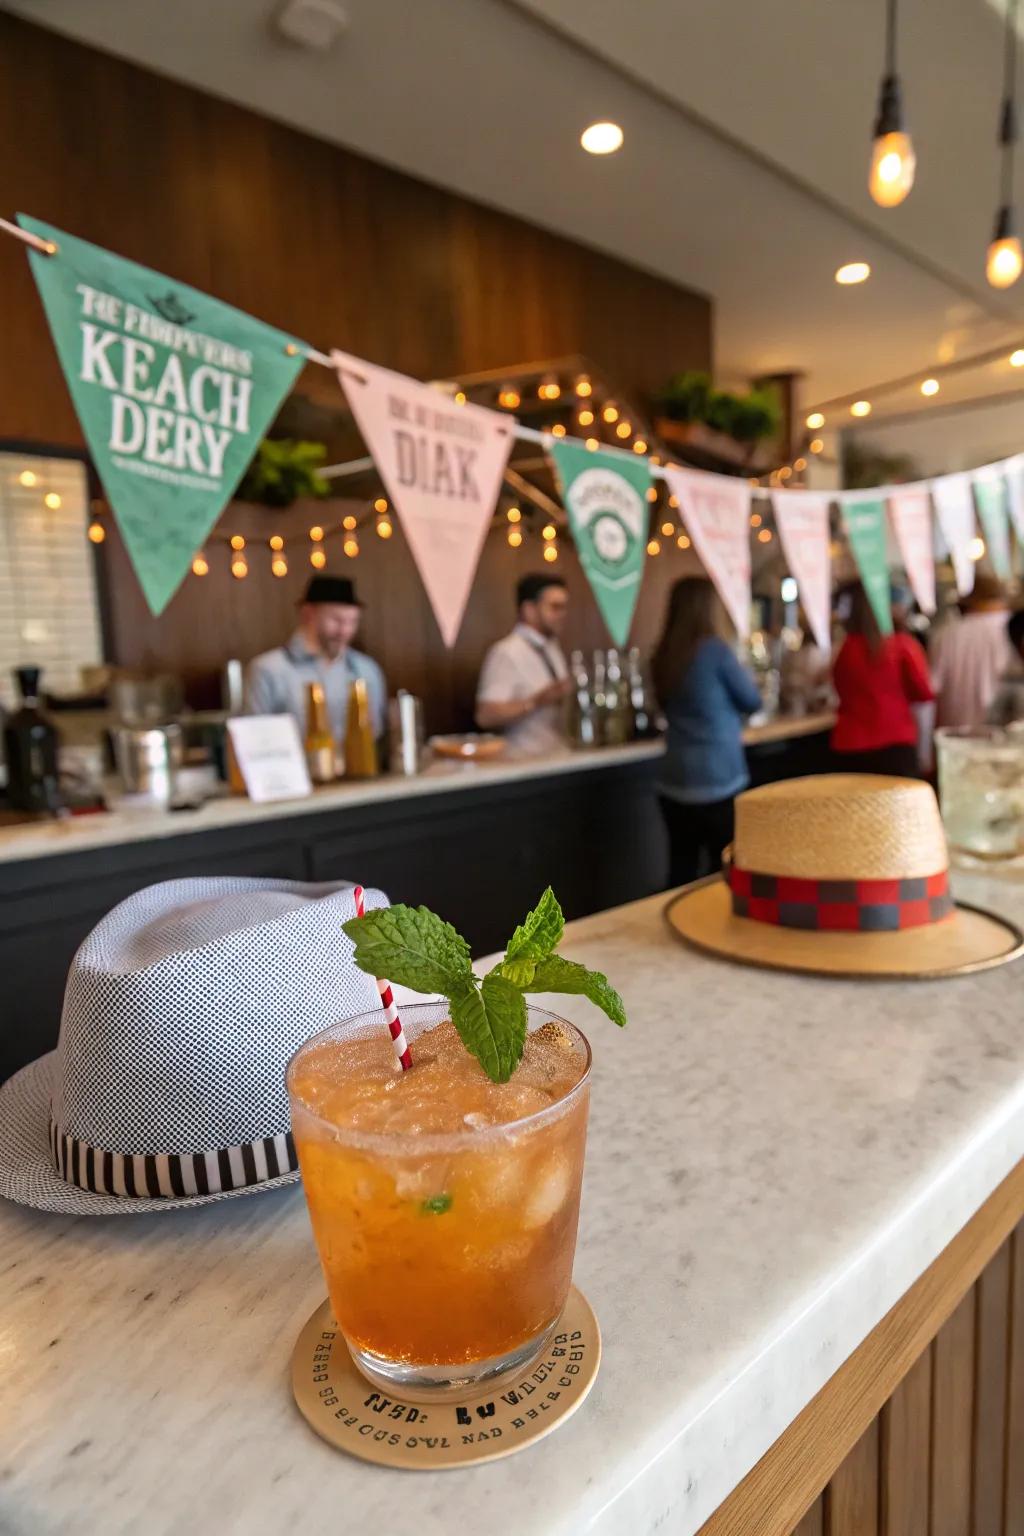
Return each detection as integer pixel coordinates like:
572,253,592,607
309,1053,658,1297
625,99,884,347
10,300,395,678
616,421,632,439
868,130,915,207
751,512,763,528
668,494,679,509
508,527,523,548
1011,350,1024,367
778,466,792,480
454,391,466,405
987,234,1024,289
551,423,567,438
576,376,592,397
343,536,359,558
498,386,521,410
920,378,939,397
309,525,324,542
231,557,248,579
18,470,37,487
806,412,825,430
87,521,105,544
230,534,245,551
581,121,623,155
374,497,388,513
269,534,284,551
633,439,648,454
835,262,871,285
676,534,691,550
850,400,872,418
342,515,358,531
660,521,674,537
310,548,327,569
758,529,773,544
781,577,799,603
542,524,557,541
271,556,288,578
585,437,599,451
543,544,558,563
602,404,619,424
646,539,661,556
810,438,825,454
507,506,521,523
794,457,808,472
44,492,61,509
376,516,393,539
192,554,209,577
969,536,986,561
578,408,595,427
646,487,658,503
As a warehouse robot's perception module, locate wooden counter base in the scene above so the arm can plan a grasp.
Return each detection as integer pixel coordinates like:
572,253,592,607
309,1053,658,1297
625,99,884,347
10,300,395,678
701,1157,1024,1536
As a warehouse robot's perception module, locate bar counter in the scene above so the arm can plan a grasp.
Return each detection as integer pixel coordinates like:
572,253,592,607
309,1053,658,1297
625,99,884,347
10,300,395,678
2,866,1022,1534
0,717,834,1081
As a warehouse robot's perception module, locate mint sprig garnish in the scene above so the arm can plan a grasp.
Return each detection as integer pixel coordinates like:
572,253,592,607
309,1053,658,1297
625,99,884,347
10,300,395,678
343,887,625,1083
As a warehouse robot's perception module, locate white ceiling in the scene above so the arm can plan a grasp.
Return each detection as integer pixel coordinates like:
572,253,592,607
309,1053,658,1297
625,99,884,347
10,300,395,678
6,0,1024,421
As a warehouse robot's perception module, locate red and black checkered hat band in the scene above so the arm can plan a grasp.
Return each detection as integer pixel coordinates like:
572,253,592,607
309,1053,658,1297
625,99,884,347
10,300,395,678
727,863,954,932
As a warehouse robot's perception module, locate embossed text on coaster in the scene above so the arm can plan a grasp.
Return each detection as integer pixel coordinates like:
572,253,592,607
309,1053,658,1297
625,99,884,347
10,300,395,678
291,1284,601,1468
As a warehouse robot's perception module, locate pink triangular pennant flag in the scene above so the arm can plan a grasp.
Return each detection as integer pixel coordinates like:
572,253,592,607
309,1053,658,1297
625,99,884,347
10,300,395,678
887,487,936,615
663,465,752,637
770,489,832,650
333,350,515,646
930,473,976,597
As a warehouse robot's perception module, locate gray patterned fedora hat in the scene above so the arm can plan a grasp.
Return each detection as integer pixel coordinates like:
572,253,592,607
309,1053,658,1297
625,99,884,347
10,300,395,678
0,876,388,1215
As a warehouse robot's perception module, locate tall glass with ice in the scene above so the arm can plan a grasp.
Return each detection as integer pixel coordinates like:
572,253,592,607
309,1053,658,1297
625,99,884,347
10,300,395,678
287,1001,591,1395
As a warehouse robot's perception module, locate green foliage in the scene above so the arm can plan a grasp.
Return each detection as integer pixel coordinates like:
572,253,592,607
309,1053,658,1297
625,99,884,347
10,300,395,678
654,372,781,444
237,438,330,508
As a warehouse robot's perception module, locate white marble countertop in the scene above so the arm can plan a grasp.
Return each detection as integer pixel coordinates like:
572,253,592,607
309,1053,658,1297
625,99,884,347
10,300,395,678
0,715,834,867
2,865,1023,1534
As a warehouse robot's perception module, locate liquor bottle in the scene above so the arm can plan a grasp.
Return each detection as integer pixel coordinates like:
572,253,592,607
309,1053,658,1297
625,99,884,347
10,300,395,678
304,682,337,784
602,649,632,745
344,677,379,780
591,650,608,746
567,650,597,748
3,666,61,813
627,647,659,739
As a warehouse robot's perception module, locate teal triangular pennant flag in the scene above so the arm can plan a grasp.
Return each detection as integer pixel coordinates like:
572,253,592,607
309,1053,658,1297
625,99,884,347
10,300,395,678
973,476,1013,580
840,495,893,636
19,214,305,615
548,439,651,646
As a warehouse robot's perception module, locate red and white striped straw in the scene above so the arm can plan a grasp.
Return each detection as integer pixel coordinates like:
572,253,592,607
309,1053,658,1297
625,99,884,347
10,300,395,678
352,886,413,1071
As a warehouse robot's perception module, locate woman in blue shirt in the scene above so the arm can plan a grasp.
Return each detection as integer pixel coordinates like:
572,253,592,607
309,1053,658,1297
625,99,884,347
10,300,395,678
652,576,763,887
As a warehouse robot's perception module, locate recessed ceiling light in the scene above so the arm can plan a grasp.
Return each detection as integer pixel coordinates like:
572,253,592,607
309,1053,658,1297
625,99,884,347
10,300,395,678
1011,349,1024,367
850,400,872,417
920,378,939,396
806,412,825,430
581,121,623,155
835,262,871,285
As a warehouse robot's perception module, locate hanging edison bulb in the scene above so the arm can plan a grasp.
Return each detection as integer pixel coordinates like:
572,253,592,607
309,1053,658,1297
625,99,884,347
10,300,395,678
508,527,523,548
87,520,106,544
506,505,522,524
269,534,284,552
987,209,1024,289
542,523,557,541
868,0,915,207
309,525,324,542
192,553,209,577
271,555,288,578
543,543,558,563
230,534,245,551
343,514,357,531
310,547,327,569
646,539,661,557
376,513,393,539
343,535,359,558
231,555,248,579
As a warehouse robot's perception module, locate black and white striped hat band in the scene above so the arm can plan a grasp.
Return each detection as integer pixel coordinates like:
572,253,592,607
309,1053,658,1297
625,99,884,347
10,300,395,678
48,1115,298,1199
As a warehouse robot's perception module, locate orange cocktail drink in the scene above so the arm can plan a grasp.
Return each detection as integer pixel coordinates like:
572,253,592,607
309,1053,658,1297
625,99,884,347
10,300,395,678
287,1001,591,1395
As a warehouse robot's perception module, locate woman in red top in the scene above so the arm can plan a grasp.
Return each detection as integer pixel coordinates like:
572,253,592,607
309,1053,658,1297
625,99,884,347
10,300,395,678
831,583,934,776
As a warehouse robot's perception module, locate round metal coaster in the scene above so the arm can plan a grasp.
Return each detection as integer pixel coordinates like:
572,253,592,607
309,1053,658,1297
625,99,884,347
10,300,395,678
291,1285,601,1468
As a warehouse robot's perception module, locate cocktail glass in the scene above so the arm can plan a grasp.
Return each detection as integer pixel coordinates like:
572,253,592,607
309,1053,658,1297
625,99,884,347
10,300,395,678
287,1001,591,1396
936,725,1024,865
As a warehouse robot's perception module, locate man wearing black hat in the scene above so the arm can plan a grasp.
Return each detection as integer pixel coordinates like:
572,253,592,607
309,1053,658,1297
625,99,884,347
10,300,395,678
244,575,386,743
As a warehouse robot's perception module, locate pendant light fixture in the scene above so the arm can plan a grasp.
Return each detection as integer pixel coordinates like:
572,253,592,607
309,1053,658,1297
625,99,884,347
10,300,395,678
987,0,1023,288
868,0,916,207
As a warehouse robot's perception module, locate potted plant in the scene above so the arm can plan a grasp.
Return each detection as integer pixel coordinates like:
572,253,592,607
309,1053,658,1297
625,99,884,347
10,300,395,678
653,373,781,468
237,438,331,508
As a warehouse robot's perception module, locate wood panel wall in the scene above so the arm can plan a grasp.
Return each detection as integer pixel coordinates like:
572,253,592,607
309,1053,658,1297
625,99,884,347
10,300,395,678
0,14,712,727
785,1217,1024,1536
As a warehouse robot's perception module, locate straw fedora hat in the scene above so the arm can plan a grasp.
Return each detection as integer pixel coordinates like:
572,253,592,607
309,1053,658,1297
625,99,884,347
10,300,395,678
0,877,388,1215
666,774,1023,979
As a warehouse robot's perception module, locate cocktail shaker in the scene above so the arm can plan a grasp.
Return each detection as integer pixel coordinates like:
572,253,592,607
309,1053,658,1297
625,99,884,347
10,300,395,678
389,691,423,775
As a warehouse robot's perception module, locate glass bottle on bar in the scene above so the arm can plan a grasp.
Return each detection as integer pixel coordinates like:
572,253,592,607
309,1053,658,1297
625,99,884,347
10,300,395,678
602,649,632,745
568,649,597,748
344,677,379,779
304,681,337,784
3,666,62,813
591,650,608,746
627,647,658,739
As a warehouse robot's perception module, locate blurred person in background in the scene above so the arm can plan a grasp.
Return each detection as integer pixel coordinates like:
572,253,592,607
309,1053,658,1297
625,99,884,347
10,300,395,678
652,576,762,887
930,575,1013,729
987,608,1024,725
831,582,934,777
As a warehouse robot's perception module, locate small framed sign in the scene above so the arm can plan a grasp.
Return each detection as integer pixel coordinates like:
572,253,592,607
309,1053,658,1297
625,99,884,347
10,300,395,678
227,716,312,803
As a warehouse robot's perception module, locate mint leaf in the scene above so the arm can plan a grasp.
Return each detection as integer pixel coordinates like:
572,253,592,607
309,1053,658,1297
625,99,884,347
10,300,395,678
500,887,564,988
421,1193,452,1215
530,955,627,1028
449,972,526,1083
342,904,471,995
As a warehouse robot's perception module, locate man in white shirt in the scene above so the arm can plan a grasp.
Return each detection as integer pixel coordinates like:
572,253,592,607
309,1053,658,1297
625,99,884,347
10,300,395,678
476,573,572,756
